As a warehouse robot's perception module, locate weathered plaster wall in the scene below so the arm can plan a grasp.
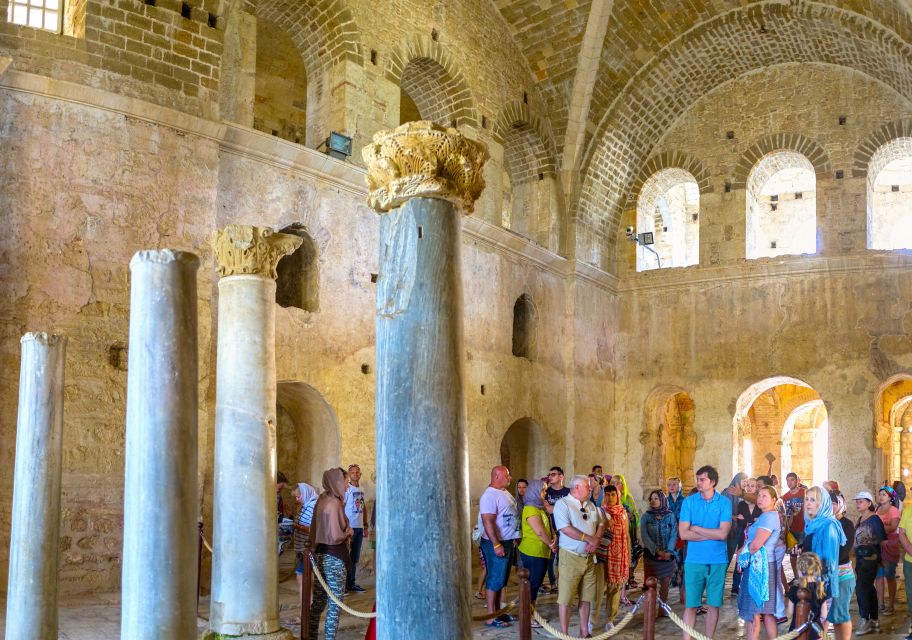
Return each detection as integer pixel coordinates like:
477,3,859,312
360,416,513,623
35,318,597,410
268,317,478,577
0,83,219,595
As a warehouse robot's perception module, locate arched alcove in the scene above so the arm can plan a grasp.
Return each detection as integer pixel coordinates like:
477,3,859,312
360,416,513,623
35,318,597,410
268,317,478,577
641,386,697,496
499,120,557,248
511,294,537,361
275,224,319,312
874,375,912,483
746,151,817,259
276,381,341,488
636,168,700,271
733,377,828,485
399,57,461,127
253,18,307,144
867,138,912,250
499,417,551,485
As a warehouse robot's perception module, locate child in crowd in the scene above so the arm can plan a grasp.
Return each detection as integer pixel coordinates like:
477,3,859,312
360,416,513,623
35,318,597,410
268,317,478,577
787,552,826,640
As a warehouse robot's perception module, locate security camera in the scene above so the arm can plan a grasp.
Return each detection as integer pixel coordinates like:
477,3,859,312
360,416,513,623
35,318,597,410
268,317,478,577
626,226,635,236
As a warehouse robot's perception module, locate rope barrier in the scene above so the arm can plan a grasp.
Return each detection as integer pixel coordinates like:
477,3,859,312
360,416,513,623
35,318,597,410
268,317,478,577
471,599,519,621
530,594,643,640
308,553,377,619
658,600,811,640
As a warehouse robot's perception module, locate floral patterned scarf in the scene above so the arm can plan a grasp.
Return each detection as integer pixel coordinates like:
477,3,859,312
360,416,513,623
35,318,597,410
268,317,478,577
602,503,630,585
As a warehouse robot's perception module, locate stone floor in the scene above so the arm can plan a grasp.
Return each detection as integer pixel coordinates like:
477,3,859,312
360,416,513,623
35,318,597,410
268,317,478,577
3,562,912,639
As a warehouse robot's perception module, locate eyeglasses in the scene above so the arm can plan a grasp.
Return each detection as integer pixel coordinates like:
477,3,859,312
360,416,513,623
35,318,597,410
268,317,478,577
548,472,559,477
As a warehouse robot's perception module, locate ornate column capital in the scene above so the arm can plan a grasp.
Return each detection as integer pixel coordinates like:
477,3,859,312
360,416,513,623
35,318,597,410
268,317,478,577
212,225,302,279
361,121,489,213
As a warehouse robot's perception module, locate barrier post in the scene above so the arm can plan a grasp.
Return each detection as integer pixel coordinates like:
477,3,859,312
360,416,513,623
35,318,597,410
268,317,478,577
642,576,657,640
518,568,531,640
197,521,204,612
794,587,811,640
301,541,313,640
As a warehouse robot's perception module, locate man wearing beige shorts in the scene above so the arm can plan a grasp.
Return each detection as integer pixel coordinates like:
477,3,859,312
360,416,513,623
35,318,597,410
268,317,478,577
554,474,605,637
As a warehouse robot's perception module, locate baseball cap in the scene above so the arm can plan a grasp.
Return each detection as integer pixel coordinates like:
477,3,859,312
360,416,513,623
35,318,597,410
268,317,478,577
853,490,874,502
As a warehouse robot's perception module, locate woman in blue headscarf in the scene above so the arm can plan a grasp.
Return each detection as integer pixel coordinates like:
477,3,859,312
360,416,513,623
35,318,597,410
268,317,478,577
802,486,847,636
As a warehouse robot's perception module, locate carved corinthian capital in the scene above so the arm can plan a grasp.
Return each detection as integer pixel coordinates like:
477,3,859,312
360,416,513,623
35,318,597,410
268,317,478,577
361,121,489,213
212,224,303,279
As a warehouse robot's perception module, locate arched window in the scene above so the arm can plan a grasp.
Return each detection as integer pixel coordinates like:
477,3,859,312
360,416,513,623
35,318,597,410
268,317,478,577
399,57,458,127
867,138,912,250
636,169,700,271
254,19,307,144
275,224,319,312
746,151,816,259
511,294,536,361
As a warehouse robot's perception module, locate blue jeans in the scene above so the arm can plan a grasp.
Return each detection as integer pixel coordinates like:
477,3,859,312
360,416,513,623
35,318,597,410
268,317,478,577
520,553,549,602
346,527,364,589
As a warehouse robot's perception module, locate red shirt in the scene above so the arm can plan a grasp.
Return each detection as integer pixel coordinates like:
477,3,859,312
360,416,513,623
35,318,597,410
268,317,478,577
782,487,805,533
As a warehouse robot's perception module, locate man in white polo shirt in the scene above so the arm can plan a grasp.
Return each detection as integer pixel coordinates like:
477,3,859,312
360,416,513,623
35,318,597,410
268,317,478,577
554,474,605,636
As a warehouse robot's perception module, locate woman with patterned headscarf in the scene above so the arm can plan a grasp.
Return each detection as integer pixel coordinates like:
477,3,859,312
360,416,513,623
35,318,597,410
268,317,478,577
308,468,353,640
611,474,641,588
597,485,630,632
640,489,677,608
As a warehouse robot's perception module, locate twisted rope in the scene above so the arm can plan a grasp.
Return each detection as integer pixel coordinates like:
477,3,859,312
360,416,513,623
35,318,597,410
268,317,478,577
471,599,518,621
658,600,810,640
308,553,377,619
530,594,643,640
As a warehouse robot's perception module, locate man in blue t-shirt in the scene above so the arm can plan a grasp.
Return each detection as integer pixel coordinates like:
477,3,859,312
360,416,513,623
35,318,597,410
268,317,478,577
677,465,732,640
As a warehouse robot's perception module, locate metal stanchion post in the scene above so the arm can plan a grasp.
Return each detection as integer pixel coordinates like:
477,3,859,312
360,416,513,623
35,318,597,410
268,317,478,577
518,568,531,640
642,576,657,640
794,588,810,640
197,521,204,613
301,541,313,640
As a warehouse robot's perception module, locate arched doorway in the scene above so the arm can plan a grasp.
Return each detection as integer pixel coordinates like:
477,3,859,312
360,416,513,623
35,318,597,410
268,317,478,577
733,377,828,484
499,417,551,486
641,386,697,496
874,375,912,483
276,381,341,487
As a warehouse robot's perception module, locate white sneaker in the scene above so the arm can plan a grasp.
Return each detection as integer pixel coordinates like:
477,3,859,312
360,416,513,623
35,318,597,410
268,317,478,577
605,622,614,632
855,619,873,636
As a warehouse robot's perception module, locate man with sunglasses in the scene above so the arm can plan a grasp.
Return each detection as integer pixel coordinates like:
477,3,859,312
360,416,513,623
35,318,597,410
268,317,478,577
543,466,570,592
553,475,605,637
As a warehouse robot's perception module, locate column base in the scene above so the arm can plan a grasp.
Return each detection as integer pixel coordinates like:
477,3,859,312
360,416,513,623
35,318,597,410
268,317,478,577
200,629,294,640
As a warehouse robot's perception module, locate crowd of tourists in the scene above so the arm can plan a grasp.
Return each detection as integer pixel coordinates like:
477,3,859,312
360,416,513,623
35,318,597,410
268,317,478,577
476,463,912,640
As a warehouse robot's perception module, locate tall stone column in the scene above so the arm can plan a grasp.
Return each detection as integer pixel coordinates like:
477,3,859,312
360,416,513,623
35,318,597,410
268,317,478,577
5,332,66,640
120,250,200,639
363,121,488,639
206,225,302,639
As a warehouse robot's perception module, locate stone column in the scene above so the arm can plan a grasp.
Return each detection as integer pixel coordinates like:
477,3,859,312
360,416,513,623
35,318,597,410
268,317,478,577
5,332,66,640
120,250,200,639
206,225,302,639
363,121,488,639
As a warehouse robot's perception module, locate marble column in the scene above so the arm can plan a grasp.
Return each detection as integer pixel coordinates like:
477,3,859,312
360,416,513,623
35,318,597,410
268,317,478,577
206,225,301,639
363,121,488,639
5,332,66,640
120,250,200,639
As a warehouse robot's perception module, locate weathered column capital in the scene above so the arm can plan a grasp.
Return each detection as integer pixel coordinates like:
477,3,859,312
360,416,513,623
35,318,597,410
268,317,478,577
212,224,302,279
362,121,489,214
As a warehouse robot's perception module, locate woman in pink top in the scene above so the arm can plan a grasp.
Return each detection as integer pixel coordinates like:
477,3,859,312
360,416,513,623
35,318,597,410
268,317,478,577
874,486,900,615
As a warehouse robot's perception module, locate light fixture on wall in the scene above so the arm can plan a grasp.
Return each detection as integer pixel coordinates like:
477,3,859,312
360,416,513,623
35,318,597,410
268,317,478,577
322,131,353,161
625,226,661,267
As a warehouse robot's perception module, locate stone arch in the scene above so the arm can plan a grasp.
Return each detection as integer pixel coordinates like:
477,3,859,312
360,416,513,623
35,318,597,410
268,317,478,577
744,150,818,259
276,381,341,488
625,151,713,208
385,37,479,128
575,1,912,269
499,417,551,486
860,135,912,250
640,386,697,497
733,376,828,484
852,119,912,178
732,134,831,189
511,294,537,361
492,100,557,175
635,168,700,270
874,374,912,483
275,223,319,312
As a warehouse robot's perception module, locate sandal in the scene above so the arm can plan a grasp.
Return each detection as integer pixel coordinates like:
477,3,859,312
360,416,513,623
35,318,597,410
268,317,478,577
485,619,511,628
531,619,543,628
473,591,484,600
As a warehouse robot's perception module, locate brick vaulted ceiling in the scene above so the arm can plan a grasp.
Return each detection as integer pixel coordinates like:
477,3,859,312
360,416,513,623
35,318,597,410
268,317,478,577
493,0,912,268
